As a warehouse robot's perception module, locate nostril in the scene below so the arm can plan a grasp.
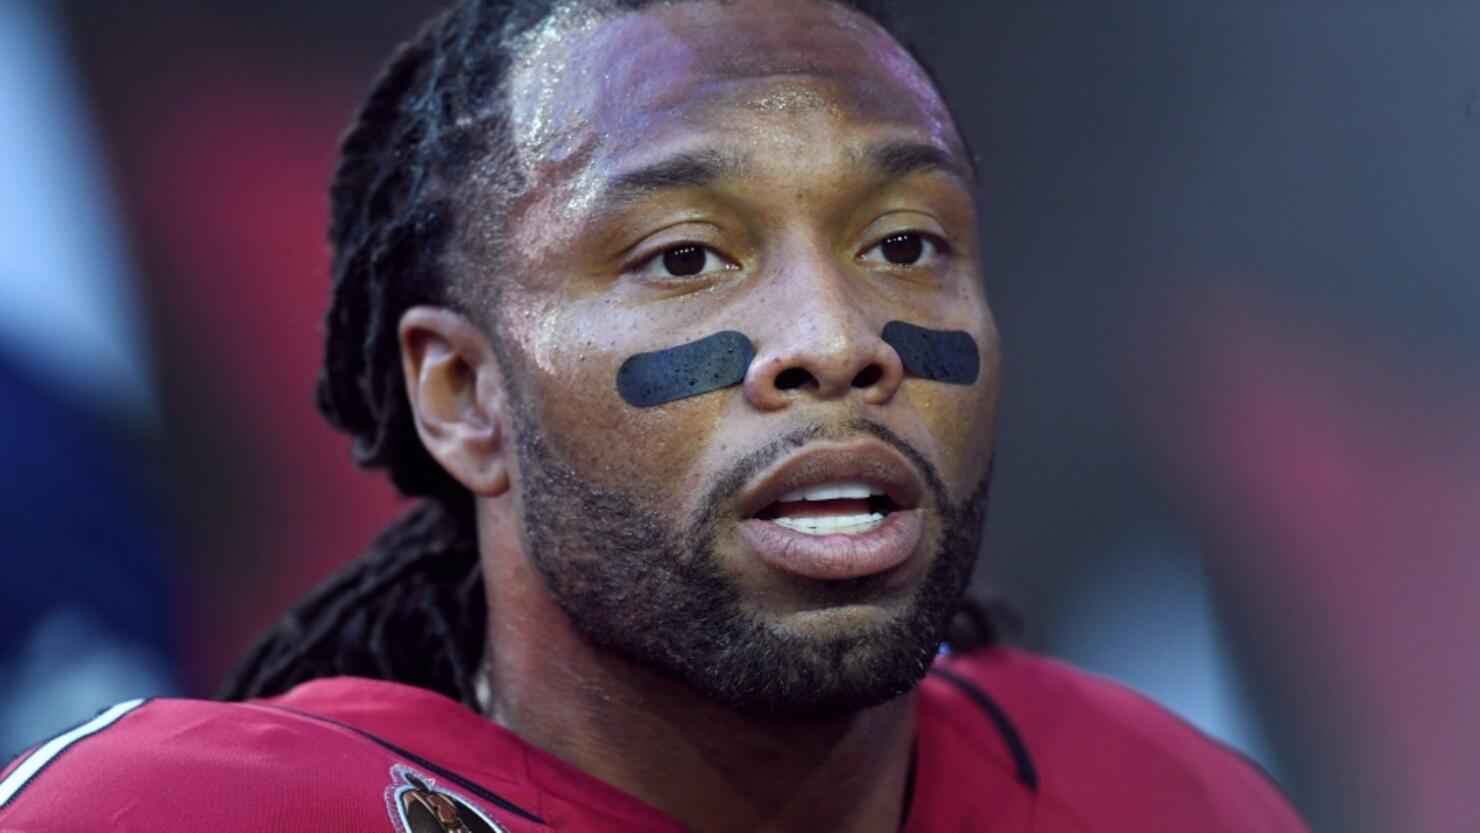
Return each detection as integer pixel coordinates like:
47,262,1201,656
851,364,883,388
774,368,815,391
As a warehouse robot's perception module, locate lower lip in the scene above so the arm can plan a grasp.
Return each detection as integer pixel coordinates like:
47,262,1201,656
736,510,924,581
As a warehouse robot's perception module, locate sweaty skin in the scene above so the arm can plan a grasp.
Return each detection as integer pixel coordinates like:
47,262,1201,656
399,2,1003,832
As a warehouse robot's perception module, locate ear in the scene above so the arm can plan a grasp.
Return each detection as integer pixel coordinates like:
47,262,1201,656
398,306,510,497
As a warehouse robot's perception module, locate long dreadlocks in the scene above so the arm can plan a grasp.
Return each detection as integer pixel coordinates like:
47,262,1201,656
217,0,1003,708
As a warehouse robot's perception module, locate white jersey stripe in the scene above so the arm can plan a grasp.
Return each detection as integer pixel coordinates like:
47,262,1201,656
0,698,147,809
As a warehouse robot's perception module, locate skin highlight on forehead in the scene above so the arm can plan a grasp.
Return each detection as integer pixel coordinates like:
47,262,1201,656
506,1,610,165
744,84,842,117
594,3,956,153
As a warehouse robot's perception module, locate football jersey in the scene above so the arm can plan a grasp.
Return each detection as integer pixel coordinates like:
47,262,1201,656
0,647,1308,832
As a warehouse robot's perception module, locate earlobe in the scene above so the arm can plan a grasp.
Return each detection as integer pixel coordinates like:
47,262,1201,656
398,306,511,497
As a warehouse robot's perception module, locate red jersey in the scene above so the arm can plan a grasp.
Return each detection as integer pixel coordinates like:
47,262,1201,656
0,647,1307,831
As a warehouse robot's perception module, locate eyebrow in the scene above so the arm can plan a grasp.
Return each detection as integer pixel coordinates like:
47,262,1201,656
859,139,975,189
590,138,973,216
594,148,750,213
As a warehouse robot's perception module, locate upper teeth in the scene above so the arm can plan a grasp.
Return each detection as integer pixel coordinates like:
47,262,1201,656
778,482,882,503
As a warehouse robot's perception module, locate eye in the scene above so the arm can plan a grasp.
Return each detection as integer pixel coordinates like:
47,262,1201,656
636,243,735,280
860,232,948,267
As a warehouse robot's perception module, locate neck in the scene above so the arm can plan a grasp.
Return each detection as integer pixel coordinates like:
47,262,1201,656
478,513,916,833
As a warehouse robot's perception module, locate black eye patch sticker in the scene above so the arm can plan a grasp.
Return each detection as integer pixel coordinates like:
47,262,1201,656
882,321,980,385
616,330,756,408
615,322,977,408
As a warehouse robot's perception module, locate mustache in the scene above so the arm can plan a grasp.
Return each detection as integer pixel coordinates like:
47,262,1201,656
694,417,952,531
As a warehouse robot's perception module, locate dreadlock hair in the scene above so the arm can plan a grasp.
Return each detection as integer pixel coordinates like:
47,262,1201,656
218,0,1004,708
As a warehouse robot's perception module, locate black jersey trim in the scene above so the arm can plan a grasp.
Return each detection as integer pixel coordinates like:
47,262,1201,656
256,704,545,825
928,667,1039,791
0,698,150,812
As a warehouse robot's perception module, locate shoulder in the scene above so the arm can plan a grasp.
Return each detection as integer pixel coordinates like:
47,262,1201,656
0,693,393,831
0,681,548,832
921,647,1309,833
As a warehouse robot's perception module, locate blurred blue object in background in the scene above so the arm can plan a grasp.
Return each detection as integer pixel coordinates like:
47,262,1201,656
1041,533,1279,778
0,0,155,422
0,0,178,754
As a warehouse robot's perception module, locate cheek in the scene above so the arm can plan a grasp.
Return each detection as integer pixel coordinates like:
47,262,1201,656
916,322,1002,495
912,385,998,497
505,302,726,494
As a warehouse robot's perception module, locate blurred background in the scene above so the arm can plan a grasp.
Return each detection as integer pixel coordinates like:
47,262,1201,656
1,1,1476,830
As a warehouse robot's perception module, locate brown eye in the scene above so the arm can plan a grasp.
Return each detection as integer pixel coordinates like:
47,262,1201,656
861,231,947,269
662,245,708,276
879,233,925,265
637,243,733,282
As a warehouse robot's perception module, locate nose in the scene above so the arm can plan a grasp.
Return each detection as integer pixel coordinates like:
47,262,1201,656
742,267,905,412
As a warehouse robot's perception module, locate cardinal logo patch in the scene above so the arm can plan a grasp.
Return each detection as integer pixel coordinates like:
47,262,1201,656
385,765,509,833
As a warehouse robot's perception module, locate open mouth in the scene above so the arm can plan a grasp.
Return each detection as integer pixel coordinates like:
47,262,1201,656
752,481,900,536
734,441,927,581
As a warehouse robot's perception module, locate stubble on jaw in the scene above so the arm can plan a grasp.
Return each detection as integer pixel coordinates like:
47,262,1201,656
508,400,992,721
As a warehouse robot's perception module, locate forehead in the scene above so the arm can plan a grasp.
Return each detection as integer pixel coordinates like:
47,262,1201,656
506,0,962,176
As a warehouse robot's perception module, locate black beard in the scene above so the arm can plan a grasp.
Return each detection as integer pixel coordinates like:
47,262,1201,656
514,415,991,722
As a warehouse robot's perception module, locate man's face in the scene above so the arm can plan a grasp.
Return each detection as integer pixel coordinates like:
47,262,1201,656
471,0,1001,718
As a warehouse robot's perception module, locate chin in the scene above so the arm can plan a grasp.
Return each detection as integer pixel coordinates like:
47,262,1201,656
662,576,959,722
697,617,943,722
772,603,898,634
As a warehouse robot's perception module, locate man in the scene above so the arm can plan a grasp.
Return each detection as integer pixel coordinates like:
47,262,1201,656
1,1,1309,830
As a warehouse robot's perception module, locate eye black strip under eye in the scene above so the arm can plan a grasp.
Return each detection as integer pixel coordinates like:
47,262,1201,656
882,321,980,385
617,330,756,407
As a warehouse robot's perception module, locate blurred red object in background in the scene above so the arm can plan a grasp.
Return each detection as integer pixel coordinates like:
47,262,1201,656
111,60,406,688
1145,284,1480,832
